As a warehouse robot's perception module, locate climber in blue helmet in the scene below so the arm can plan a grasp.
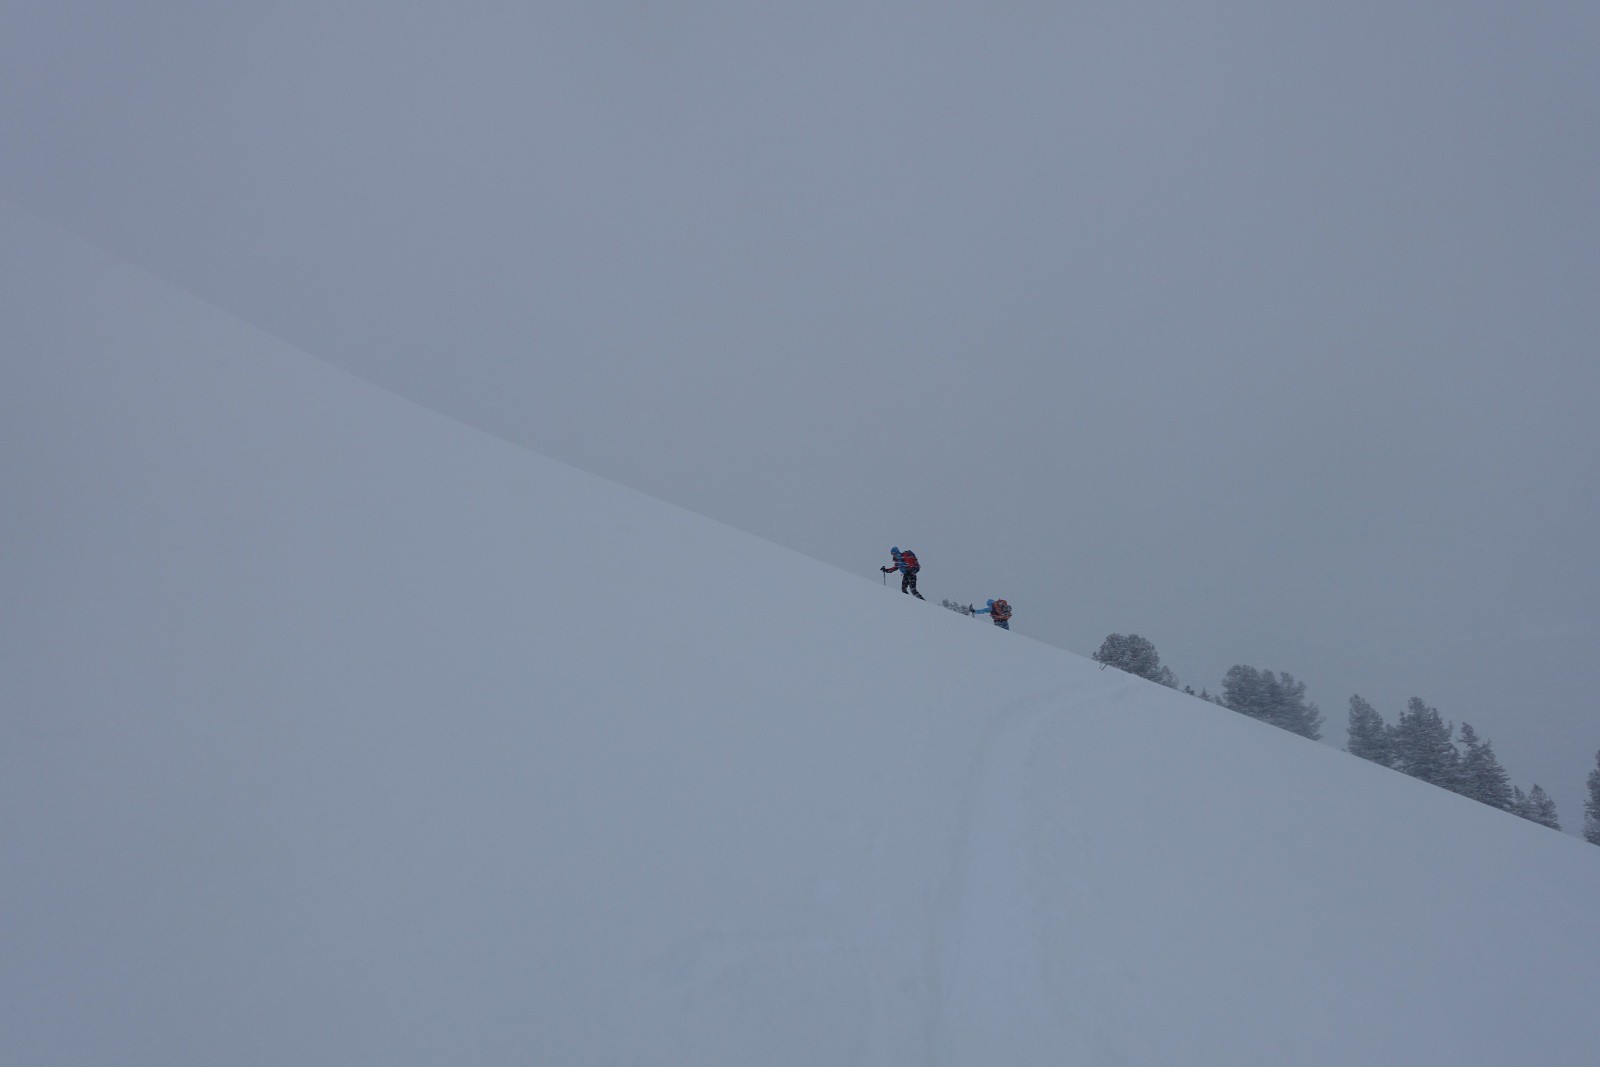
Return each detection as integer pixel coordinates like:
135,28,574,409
881,547,924,600
972,597,1013,630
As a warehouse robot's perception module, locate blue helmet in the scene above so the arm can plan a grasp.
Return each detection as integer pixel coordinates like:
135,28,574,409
891,547,900,555
987,599,995,607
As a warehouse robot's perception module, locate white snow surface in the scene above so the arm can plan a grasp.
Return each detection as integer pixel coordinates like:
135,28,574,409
5,202,1600,1065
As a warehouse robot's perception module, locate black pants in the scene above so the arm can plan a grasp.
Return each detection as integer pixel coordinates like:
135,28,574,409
901,571,923,599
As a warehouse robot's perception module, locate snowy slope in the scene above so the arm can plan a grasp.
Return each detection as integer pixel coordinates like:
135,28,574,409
5,200,1599,1065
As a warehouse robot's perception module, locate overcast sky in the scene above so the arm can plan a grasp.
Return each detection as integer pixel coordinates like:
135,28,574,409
4,1,1596,824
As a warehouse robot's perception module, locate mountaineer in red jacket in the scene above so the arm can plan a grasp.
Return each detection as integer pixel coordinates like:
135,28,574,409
973,598,1013,630
881,547,924,600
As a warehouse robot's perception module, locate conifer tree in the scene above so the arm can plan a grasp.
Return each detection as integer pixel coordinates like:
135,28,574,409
1220,666,1323,740
1454,723,1513,811
1346,695,1393,767
1511,786,1529,819
1525,784,1561,830
1390,697,1458,789
1510,785,1561,830
1584,750,1600,846
1093,634,1178,689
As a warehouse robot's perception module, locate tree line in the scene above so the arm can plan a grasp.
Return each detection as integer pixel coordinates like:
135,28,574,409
1091,633,1600,845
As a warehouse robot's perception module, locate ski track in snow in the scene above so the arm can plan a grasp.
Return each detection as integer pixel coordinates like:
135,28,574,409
937,691,1080,1064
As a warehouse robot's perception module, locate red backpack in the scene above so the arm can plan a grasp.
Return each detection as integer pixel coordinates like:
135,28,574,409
900,550,919,572
992,599,1011,620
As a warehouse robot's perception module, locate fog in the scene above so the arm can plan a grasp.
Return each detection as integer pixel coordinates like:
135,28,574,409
3,1,1596,822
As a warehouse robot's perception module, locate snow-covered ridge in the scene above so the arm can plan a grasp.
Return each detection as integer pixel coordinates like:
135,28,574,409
5,200,1598,1065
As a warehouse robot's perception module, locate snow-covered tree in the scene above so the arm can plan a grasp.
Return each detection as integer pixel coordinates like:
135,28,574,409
1510,786,1528,819
1454,723,1512,811
1511,784,1561,830
1093,634,1178,689
1220,666,1323,740
1584,751,1600,846
1346,695,1393,767
1390,697,1458,789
